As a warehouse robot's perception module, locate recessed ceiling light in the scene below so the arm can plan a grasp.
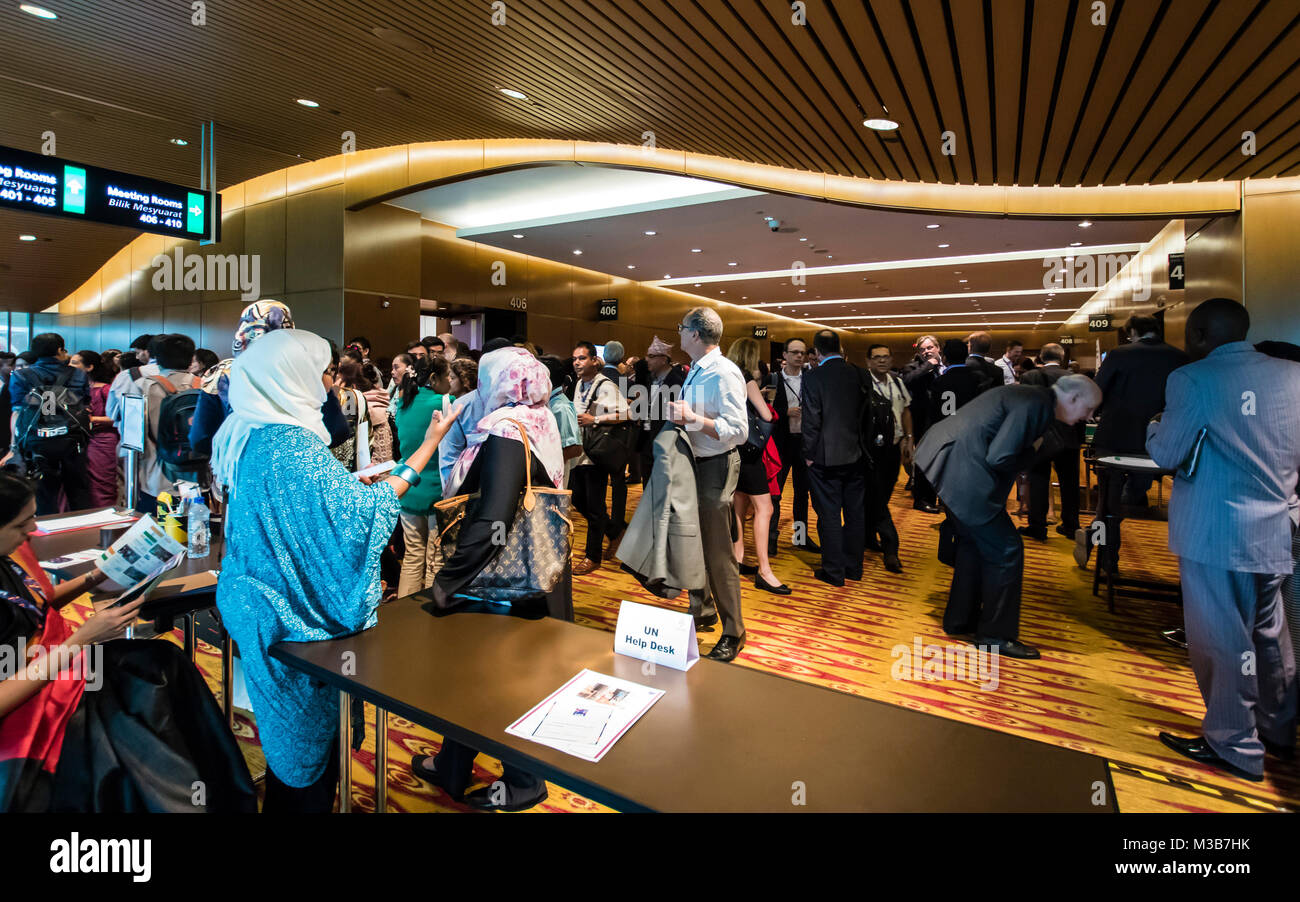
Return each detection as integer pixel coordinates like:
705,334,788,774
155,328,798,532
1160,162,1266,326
296,98,320,107
727,262,738,266
938,243,950,248
1070,241,1082,246
644,230,657,236
664,274,671,278
627,265,635,269
719,290,726,294
691,248,702,253
20,4,57,19
958,279,968,283
925,224,941,229
799,289,806,293
694,283,701,287
169,138,188,146
19,235,38,241
862,118,900,131
572,249,582,255
512,233,524,239
1078,220,1092,228
500,88,528,100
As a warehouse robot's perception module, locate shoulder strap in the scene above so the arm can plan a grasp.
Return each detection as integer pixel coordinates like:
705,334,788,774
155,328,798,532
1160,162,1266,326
148,374,178,394
500,417,536,511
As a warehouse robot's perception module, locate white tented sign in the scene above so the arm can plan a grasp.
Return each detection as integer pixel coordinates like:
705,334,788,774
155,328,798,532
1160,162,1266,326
613,600,699,671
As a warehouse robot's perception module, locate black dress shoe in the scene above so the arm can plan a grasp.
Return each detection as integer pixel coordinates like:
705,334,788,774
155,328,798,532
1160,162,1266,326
883,554,903,573
813,568,844,588
845,570,863,581
409,755,467,802
464,781,549,811
1160,628,1188,649
1017,525,1048,541
754,575,791,595
707,634,745,662
738,562,758,576
694,611,718,632
974,636,1040,659
1056,524,1077,539
912,501,941,513
1158,733,1263,782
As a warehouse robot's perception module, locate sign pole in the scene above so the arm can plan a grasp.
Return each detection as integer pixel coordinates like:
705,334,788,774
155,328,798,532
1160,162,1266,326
200,121,215,246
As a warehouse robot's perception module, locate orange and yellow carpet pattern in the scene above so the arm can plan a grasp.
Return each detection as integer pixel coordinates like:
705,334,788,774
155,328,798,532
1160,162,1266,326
77,479,1298,813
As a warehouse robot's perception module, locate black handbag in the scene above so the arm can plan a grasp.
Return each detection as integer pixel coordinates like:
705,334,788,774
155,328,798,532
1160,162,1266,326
740,400,774,462
581,376,636,472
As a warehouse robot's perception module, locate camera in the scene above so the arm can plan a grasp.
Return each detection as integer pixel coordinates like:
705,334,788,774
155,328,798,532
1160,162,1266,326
767,219,781,231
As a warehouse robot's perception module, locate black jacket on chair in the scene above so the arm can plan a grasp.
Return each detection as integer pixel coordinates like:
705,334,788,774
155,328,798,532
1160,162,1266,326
914,384,1056,527
1092,337,1189,454
801,357,870,468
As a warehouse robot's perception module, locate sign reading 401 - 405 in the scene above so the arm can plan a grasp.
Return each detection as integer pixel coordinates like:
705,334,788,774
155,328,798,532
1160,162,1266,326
0,143,215,240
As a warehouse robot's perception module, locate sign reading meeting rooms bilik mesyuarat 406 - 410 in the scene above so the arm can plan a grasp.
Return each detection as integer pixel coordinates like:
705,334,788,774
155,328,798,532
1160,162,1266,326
0,143,215,240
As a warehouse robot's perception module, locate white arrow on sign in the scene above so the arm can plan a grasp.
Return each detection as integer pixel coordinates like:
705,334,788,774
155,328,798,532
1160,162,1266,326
189,205,202,216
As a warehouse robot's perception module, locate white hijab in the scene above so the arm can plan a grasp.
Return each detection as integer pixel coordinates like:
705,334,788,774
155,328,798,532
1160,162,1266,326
210,329,332,495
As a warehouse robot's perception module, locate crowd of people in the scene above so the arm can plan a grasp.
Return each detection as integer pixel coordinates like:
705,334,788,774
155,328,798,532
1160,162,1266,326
0,295,1295,812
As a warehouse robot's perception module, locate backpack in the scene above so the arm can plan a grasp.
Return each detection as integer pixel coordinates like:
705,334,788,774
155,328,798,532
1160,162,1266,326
14,368,91,461
147,374,206,480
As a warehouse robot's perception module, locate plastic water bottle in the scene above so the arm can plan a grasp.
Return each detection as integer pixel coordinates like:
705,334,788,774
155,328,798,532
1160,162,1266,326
188,499,211,559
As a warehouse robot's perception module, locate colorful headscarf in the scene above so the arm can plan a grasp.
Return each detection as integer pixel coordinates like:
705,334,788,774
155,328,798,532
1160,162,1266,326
444,347,564,496
202,299,295,395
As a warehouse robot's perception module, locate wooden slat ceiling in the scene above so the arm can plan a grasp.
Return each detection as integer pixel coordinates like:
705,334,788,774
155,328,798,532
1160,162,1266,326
2,0,1297,311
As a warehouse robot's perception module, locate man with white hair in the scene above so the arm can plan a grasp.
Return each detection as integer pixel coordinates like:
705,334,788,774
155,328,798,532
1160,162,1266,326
667,307,750,662
915,374,1101,659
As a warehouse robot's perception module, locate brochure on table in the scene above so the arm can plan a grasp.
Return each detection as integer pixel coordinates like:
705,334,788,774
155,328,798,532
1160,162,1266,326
31,508,138,536
95,515,186,588
506,669,664,763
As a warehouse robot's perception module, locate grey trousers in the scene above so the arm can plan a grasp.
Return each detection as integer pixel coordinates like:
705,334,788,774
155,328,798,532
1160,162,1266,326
689,450,744,639
398,512,445,598
1180,557,1298,774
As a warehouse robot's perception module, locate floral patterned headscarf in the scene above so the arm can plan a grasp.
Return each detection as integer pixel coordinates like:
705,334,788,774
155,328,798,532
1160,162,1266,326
201,299,295,395
444,347,564,496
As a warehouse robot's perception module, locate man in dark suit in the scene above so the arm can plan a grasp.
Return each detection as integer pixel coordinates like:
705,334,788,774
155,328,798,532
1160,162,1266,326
928,339,989,426
900,335,942,512
1019,343,1083,542
766,337,813,554
801,330,870,587
915,375,1101,658
964,331,1005,392
1076,314,1190,571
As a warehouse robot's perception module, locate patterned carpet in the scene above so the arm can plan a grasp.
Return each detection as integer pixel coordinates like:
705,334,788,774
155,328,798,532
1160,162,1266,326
81,475,1299,813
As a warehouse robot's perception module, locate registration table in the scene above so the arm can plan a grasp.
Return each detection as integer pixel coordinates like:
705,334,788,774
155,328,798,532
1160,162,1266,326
273,599,1118,813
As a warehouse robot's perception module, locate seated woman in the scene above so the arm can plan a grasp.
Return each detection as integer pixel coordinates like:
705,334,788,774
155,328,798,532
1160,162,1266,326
0,472,256,812
212,329,458,813
409,346,570,812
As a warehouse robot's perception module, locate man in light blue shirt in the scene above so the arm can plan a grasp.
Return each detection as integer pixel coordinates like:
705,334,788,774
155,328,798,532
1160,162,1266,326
667,306,749,662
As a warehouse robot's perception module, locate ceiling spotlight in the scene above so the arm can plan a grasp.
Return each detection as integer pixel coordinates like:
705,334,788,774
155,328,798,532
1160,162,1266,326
169,138,188,146
295,98,320,107
925,224,941,229
572,249,582,255
690,248,702,253
1078,220,1093,228
727,262,738,266
938,243,950,248
664,274,671,278
799,237,808,242
20,4,57,18
627,265,635,269
862,118,900,131
500,88,528,100
512,233,524,239
1070,241,1082,246
19,234,37,241
958,279,968,283
644,230,657,236
694,283,701,287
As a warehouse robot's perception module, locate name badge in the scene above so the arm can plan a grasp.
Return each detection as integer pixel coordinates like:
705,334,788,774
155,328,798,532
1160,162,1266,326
613,600,698,671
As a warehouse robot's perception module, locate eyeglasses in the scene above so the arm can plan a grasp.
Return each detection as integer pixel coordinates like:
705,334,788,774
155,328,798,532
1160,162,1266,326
677,323,692,333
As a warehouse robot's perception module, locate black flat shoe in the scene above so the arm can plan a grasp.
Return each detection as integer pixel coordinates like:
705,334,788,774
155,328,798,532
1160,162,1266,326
813,568,844,588
410,754,467,802
738,562,758,576
1017,526,1048,541
755,575,791,595
1158,733,1263,782
974,636,1040,659
707,634,746,662
1055,524,1077,539
883,554,903,573
464,782,549,812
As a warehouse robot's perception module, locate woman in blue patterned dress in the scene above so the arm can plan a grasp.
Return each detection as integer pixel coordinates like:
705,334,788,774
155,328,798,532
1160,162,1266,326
211,329,457,812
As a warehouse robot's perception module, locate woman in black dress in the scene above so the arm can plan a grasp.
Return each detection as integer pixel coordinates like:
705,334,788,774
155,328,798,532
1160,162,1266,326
725,338,789,595
0,472,256,812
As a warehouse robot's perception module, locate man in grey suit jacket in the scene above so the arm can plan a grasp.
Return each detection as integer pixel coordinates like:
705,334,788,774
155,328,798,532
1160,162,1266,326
915,376,1100,659
1147,298,1299,781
